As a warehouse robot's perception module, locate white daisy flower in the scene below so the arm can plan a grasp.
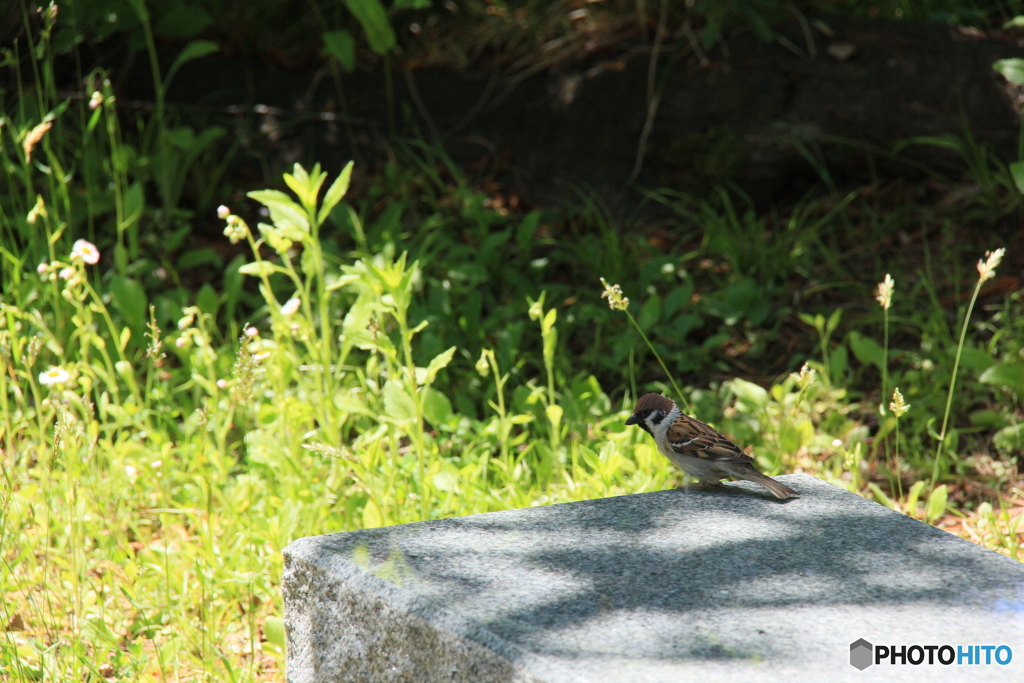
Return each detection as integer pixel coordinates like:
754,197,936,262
39,366,70,386
70,239,100,265
281,297,301,316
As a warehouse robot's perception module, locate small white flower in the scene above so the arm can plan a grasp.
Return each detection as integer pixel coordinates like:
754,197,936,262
124,464,137,478
151,460,163,469
599,278,629,311
217,205,231,220
832,438,843,448
875,274,894,310
216,379,228,389
244,326,259,337
977,248,1005,284
890,387,910,417
39,366,70,386
58,267,74,280
89,91,103,110
70,239,100,265
37,263,48,274
178,307,198,330
281,297,301,316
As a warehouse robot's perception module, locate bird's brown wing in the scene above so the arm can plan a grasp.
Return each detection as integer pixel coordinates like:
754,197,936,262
665,416,754,463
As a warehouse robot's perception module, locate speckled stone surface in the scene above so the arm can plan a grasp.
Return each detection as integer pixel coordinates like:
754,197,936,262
283,474,1024,682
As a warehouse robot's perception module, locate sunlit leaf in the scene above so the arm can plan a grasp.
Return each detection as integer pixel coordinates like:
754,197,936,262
319,161,355,224
322,30,356,70
343,0,395,54
925,485,948,525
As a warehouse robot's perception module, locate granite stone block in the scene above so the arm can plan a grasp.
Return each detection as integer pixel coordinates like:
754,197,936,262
283,474,1024,681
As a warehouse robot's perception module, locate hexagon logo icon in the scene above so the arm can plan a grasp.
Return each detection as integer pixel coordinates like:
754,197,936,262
850,638,873,670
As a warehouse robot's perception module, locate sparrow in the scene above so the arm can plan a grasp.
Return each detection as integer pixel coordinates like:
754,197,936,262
626,393,799,499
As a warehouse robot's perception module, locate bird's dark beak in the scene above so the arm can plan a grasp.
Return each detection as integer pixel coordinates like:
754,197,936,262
625,413,639,426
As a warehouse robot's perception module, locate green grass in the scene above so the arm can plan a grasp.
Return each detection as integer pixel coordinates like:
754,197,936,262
5,1,1024,679
3,154,1022,679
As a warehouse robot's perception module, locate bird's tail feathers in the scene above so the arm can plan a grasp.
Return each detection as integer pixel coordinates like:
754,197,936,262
744,470,799,499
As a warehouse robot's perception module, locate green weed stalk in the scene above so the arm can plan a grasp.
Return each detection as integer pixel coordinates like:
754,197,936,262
933,249,1005,482
600,278,692,413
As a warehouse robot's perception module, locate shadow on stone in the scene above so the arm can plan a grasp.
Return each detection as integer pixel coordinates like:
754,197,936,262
283,474,1024,682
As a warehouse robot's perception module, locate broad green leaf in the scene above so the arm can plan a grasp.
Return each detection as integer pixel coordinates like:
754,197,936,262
994,58,1024,86
247,189,309,234
959,345,995,374
702,278,762,326
578,444,600,468
516,211,541,252
424,346,456,385
263,616,286,649
969,409,1006,429
979,360,1024,397
158,5,213,39
109,275,146,330
343,0,396,54
925,485,948,525
730,377,769,410
663,283,694,318
165,40,219,89
422,387,453,428
195,283,220,318
825,308,842,336
341,292,378,353
906,480,926,518
383,379,417,423
829,344,847,384
847,330,884,370
546,404,563,429
797,312,818,329
258,223,294,255
177,246,221,270
284,171,321,216
322,30,356,70
637,292,660,331
542,307,557,334
172,40,220,67
319,161,355,224
300,242,319,278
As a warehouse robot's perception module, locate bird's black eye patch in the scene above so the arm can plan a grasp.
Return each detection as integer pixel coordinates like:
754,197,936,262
647,409,665,425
